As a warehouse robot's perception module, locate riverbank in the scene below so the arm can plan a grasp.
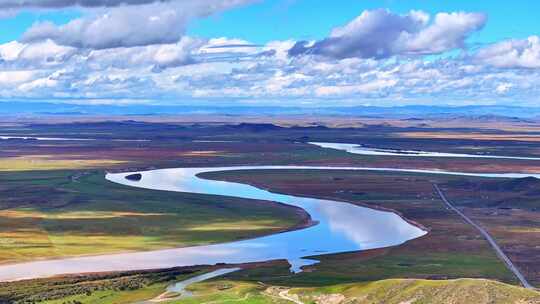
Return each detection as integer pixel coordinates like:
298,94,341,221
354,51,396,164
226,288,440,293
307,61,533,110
0,169,308,267
206,169,519,287
0,166,426,281
4,262,538,304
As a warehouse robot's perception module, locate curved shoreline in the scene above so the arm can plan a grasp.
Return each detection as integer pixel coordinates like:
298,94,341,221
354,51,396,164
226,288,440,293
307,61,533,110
309,142,540,161
0,165,537,282
197,171,430,234
0,166,430,282
0,196,316,269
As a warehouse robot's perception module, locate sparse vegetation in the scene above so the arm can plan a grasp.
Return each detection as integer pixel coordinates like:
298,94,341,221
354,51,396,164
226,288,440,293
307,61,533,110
0,266,206,304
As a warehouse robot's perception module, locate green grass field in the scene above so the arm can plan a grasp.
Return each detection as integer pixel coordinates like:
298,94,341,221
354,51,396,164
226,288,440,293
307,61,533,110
37,276,538,304
0,266,209,303
4,263,537,304
0,169,307,264
202,169,518,286
287,278,540,304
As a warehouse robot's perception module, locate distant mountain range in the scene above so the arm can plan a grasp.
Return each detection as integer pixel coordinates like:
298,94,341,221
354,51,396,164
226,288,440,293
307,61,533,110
0,102,538,119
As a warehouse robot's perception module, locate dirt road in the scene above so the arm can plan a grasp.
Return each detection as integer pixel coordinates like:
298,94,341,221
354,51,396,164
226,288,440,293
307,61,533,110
433,184,533,289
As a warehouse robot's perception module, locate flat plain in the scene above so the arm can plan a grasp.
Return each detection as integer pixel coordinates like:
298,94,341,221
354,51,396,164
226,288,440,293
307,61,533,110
1,116,540,303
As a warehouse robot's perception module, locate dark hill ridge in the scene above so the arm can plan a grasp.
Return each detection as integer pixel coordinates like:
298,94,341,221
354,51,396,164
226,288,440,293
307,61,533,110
228,123,283,132
229,123,334,131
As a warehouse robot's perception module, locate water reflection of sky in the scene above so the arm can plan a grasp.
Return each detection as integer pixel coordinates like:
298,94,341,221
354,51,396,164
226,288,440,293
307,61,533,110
310,142,540,161
129,167,426,256
3,165,539,281
0,166,429,281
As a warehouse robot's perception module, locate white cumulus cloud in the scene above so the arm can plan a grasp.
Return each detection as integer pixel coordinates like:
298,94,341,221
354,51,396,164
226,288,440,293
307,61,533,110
22,0,253,49
289,9,486,59
475,36,540,68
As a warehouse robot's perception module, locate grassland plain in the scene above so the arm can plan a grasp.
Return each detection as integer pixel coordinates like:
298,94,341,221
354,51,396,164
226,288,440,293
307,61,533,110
0,156,126,171
2,120,540,303
36,277,540,304
0,265,210,303
201,169,522,286
5,120,540,174
169,278,540,304
0,169,309,264
3,263,538,304
441,178,540,286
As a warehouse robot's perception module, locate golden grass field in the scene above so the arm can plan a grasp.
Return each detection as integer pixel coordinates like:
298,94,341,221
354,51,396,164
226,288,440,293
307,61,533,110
0,156,126,171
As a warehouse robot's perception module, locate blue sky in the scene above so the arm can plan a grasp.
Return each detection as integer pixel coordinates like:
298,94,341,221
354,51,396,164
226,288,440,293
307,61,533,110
0,10,80,43
1,0,540,107
189,0,540,44
3,1,538,45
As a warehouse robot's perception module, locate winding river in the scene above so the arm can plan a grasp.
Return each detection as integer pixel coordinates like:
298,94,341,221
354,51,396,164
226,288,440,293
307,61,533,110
1,163,539,282
310,142,540,161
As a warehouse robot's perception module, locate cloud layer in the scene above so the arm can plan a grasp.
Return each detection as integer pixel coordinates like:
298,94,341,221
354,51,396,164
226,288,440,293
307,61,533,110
475,36,540,68
0,0,169,8
22,0,252,49
289,9,486,59
1,8,539,106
